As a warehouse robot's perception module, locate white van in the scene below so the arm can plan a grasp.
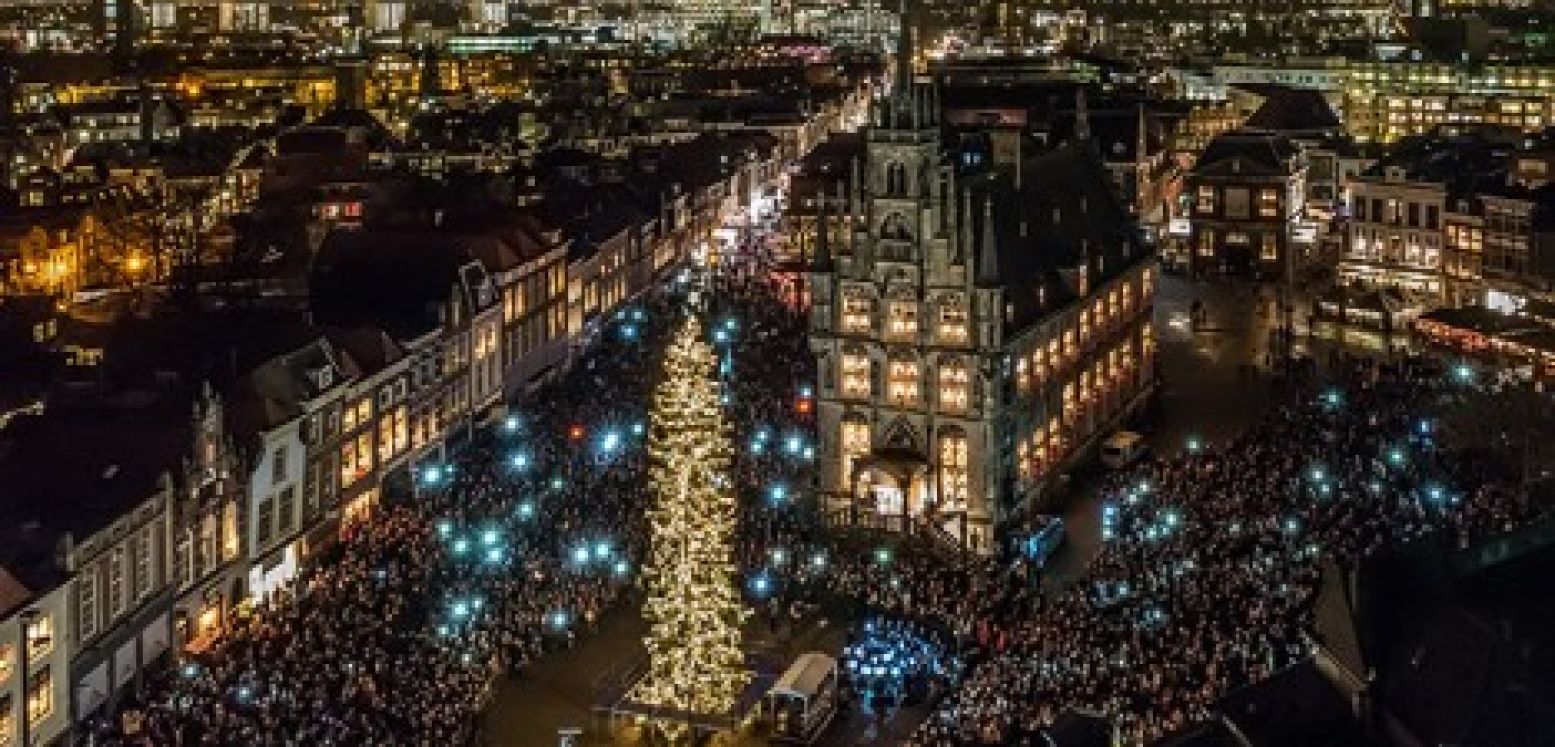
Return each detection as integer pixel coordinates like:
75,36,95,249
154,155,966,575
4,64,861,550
1101,431,1147,469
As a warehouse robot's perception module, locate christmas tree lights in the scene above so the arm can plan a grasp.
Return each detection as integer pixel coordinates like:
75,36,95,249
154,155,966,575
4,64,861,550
634,317,749,739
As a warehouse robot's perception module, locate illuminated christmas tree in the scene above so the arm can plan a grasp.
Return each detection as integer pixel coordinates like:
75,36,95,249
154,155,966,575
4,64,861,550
636,317,749,737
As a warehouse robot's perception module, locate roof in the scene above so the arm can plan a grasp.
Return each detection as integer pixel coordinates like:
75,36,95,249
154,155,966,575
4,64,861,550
1242,87,1342,134
311,230,492,340
1216,658,1377,747
1041,710,1115,747
0,403,190,592
770,652,836,699
969,139,1150,333
1192,130,1302,179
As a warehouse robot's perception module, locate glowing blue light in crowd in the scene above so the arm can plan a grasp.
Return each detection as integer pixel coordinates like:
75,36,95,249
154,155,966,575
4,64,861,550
1322,389,1343,408
1283,517,1301,535
1228,520,1242,534
572,545,591,565
749,571,774,597
451,600,471,619
874,547,893,565
613,559,630,577
470,597,484,611
421,465,443,486
1387,447,1406,467
720,393,731,405
1309,466,1327,483
511,453,530,470
517,501,536,520
1186,435,1203,453
1452,363,1474,383
481,528,500,546
1417,419,1433,436
1426,484,1446,503
550,476,565,490
452,538,471,556
785,434,803,455
802,446,815,461
713,329,729,344
599,430,622,453
632,308,645,322
755,427,771,442
750,440,765,455
770,547,789,566
1137,479,1151,494
1144,526,1161,542
1368,480,1383,494
631,421,646,436
810,552,827,570
768,483,788,506
594,540,613,560
723,317,738,332
799,384,813,398
436,624,452,638
620,324,638,340
485,547,505,564
549,610,570,630
235,685,254,704
436,519,453,538
182,663,200,679
503,416,520,433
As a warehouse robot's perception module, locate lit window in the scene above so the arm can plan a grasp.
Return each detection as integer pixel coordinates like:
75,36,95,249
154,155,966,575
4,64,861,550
1195,185,1215,213
25,615,52,658
841,295,873,335
27,666,50,724
841,354,871,399
886,300,918,341
1260,233,1278,261
840,418,871,487
886,358,920,406
938,358,970,413
938,431,969,508
1258,189,1279,218
937,302,968,345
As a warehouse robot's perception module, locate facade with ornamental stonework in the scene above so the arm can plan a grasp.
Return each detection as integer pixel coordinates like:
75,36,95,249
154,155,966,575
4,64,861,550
806,78,1158,555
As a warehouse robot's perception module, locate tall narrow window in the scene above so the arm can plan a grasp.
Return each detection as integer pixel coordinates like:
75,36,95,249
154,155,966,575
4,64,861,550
937,302,968,345
886,358,920,406
938,431,969,508
841,353,871,399
841,295,873,335
840,417,871,488
886,300,918,341
938,358,970,414
1258,188,1279,218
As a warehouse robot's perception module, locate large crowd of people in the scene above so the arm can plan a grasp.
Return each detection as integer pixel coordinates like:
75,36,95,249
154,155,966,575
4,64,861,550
85,254,1549,747
910,354,1542,745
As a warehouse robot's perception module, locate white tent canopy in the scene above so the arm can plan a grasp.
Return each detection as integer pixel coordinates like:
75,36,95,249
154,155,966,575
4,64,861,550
770,652,837,703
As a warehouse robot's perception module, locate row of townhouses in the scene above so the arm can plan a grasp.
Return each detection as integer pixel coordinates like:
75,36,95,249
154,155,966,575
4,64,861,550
0,116,795,747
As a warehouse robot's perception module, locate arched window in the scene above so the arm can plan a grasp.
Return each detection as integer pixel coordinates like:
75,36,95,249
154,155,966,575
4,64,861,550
938,428,969,509
840,349,871,399
885,161,908,196
886,354,920,406
880,212,913,241
840,415,871,487
938,357,970,414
